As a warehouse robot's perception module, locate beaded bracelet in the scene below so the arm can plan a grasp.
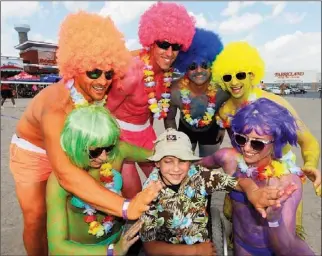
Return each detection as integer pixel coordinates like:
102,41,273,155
268,221,279,228
122,199,131,220
107,244,114,256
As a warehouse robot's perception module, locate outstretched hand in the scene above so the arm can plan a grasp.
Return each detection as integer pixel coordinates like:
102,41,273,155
302,166,321,196
127,180,163,220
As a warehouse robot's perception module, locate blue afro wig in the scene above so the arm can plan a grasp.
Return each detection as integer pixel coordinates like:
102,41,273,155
173,28,223,74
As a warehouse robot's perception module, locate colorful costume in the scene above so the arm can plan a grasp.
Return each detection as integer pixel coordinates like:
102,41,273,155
47,105,152,255
210,42,321,239
166,28,230,157
106,2,196,198
201,98,315,255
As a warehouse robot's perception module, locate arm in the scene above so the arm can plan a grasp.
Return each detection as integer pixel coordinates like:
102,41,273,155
266,175,314,255
46,173,108,255
214,87,230,114
164,83,180,130
111,141,153,170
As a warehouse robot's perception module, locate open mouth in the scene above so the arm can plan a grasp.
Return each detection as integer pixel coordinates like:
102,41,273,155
244,152,257,157
230,86,243,94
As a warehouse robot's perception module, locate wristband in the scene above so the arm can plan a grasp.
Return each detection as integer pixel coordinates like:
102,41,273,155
122,199,131,220
107,244,114,256
268,221,279,228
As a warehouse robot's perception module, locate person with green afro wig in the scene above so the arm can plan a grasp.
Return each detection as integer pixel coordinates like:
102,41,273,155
46,105,154,255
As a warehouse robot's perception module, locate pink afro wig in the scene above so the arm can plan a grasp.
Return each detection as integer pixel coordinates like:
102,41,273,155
56,11,131,81
138,2,196,51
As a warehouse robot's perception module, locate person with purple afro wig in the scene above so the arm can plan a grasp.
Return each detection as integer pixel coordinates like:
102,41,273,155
199,98,316,256
165,28,230,158
105,2,196,202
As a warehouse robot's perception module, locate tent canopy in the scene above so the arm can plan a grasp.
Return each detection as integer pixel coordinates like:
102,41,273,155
7,71,40,81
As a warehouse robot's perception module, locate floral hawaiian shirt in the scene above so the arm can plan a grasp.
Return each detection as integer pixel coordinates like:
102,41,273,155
139,165,238,245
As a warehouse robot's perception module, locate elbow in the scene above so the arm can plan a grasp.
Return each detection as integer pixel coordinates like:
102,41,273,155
55,172,74,193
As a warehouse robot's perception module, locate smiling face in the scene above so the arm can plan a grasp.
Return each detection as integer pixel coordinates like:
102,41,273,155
150,42,180,71
187,62,211,86
239,130,274,166
74,69,113,102
88,147,109,169
222,72,254,99
156,156,191,185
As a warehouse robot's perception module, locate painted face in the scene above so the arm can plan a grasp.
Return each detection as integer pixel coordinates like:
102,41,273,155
235,130,274,165
187,61,211,85
222,71,253,99
88,145,114,168
74,68,114,102
156,156,191,185
150,41,181,71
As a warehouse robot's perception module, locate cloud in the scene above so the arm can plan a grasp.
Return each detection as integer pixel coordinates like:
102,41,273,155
125,38,141,50
259,31,321,71
240,33,254,43
1,30,20,57
264,2,287,17
221,1,256,17
283,12,307,24
189,12,217,31
1,1,41,20
99,1,156,26
29,32,56,44
218,12,264,34
63,1,90,12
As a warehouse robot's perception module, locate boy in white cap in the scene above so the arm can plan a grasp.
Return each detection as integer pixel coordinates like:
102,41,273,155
140,128,289,256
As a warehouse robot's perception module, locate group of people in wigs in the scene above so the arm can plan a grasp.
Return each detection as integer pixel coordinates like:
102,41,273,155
8,2,320,256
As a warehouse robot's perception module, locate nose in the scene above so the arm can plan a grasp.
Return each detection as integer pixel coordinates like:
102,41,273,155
173,161,180,173
231,76,239,85
96,73,109,86
196,66,202,72
165,46,174,57
99,150,108,161
243,141,252,151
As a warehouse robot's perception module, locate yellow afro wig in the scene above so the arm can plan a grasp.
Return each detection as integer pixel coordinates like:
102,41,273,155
211,42,265,90
56,11,131,81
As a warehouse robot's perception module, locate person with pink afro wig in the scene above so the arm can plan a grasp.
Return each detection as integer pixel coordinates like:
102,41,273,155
106,2,196,202
9,11,162,256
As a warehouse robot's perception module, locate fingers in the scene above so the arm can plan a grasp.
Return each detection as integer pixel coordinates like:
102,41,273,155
127,235,140,247
256,208,267,219
125,220,143,239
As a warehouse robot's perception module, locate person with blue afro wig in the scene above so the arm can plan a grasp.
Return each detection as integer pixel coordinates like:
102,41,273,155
165,28,230,158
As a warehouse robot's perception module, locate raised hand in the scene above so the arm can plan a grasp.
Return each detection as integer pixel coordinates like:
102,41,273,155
127,180,163,220
114,220,143,255
302,166,321,196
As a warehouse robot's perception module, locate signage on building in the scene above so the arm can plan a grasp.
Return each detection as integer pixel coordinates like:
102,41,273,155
38,51,56,66
274,72,304,79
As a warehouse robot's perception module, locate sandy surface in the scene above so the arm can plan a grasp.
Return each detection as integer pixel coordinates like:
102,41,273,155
1,96,321,255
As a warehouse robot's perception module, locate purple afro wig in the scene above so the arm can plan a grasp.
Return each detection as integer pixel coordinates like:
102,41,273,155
173,28,223,73
231,98,298,159
138,2,195,51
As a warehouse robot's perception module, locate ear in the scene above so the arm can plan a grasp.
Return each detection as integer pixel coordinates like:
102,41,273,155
155,162,161,168
248,72,255,81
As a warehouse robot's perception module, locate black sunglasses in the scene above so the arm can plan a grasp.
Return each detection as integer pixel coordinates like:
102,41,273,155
86,69,114,80
155,41,182,51
234,133,274,152
222,72,247,83
188,61,210,71
89,145,115,159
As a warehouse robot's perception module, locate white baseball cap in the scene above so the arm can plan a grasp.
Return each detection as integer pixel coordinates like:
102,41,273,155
148,128,201,162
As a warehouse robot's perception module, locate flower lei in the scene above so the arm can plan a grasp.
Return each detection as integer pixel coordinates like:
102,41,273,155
65,79,107,108
71,163,119,238
179,77,217,128
216,88,261,129
237,153,306,182
140,49,173,119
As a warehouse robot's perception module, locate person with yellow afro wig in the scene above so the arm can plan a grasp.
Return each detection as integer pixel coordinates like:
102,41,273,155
9,11,162,256
207,41,321,246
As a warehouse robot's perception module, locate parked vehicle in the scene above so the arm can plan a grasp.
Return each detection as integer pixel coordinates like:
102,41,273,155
318,87,321,92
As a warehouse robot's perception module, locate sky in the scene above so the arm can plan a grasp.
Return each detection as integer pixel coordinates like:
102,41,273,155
1,1,321,72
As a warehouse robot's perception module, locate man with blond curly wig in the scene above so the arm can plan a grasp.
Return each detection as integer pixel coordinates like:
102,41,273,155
9,11,162,256
106,2,196,199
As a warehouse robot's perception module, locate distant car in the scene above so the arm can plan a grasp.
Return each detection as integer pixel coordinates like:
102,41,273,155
303,85,311,90
270,87,281,95
318,87,321,92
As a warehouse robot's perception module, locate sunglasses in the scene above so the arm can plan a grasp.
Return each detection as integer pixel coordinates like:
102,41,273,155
222,72,247,83
155,41,182,51
89,145,115,159
188,61,210,71
234,133,274,152
86,69,114,80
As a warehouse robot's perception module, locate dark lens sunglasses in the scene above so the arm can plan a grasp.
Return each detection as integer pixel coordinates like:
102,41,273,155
234,133,274,152
89,145,115,159
86,69,114,80
222,72,247,83
188,61,210,71
155,41,182,51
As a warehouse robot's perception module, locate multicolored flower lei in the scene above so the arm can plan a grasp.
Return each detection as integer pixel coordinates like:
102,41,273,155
70,163,119,238
65,79,107,108
237,152,305,182
216,89,261,128
179,77,217,128
140,49,173,120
